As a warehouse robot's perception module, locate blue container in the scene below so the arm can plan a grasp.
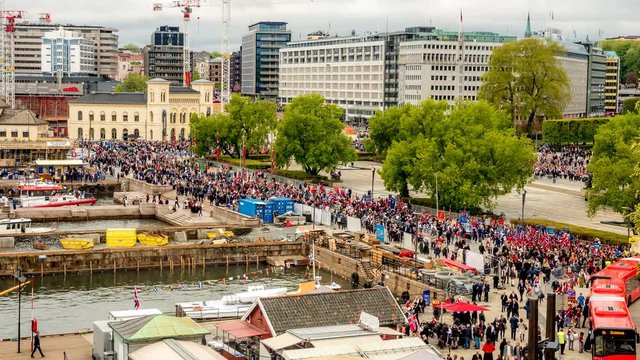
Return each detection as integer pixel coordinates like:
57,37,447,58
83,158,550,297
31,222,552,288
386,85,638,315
268,197,295,215
238,198,267,218
263,203,275,224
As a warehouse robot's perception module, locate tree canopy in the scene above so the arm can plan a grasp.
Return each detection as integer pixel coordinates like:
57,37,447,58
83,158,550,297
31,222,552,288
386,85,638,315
621,97,640,114
600,39,640,85
380,100,535,209
587,113,640,216
121,43,141,53
114,73,148,93
274,94,357,175
478,38,570,133
190,94,277,157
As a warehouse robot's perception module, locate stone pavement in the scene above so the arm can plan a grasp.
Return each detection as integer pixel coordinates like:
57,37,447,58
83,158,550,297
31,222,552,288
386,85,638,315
0,332,92,360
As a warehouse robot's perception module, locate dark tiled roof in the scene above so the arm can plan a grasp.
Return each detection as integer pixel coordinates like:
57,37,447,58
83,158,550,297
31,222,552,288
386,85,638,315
109,315,155,339
0,109,47,125
70,93,146,104
258,287,406,335
170,86,199,94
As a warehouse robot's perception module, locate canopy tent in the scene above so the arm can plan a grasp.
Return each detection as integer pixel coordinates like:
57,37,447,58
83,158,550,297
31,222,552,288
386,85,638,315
216,321,267,339
434,302,488,313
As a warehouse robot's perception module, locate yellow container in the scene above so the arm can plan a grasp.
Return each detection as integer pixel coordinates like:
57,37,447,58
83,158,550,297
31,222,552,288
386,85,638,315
105,229,137,247
60,238,94,250
207,229,234,239
137,233,168,246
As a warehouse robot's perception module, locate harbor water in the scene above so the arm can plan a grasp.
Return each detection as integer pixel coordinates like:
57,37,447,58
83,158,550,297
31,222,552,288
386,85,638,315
0,265,349,339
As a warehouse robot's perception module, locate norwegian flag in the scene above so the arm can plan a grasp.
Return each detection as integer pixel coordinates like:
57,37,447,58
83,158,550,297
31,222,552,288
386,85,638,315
408,314,419,333
133,288,142,310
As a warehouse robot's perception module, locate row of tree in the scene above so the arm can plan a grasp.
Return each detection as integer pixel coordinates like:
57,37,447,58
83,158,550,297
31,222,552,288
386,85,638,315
190,94,356,176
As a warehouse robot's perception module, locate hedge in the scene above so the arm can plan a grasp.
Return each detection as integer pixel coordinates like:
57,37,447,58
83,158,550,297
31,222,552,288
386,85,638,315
513,218,629,245
622,97,640,114
541,118,612,144
273,170,330,185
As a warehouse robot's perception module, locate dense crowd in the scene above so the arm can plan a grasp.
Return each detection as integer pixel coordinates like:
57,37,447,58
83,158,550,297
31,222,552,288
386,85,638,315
84,140,633,360
534,144,591,181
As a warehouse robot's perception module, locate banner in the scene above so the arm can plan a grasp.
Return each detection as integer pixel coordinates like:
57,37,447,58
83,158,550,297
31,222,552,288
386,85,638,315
402,232,413,250
347,217,362,233
464,250,485,274
375,224,385,242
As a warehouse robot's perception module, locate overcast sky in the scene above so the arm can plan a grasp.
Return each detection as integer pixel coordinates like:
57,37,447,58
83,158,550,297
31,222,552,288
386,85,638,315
14,0,638,51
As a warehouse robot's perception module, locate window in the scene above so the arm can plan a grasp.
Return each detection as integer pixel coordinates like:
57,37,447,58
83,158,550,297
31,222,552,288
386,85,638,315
150,130,153,140
89,112,94,121
77,128,83,139
0,129,5,137
77,111,83,121
111,128,117,139
134,112,139,122
123,112,128,122
112,111,117,121
100,111,105,121
22,130,29,138
100,128,105,139
150,91,155,102
149,111,154,122
161,91,166,102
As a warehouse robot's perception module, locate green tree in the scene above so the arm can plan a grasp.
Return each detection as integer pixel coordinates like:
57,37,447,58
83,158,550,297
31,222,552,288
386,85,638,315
588,113,640,215
275,94,357,175
368,106,404,155
622,97,640,114
478,38,570,133
225,94,278,157
190,94,277,157
210,51,222,59
122,43,141,53
114,73,148,92
192,71,202,81
600,39,640,83
380,101,535,209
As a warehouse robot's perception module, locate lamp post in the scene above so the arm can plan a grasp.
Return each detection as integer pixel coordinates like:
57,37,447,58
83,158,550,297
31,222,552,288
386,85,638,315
435,172,439,214
14,266,26,353
310,186,318,231
622,207,632,243
521,190,527,221
371,167,375,201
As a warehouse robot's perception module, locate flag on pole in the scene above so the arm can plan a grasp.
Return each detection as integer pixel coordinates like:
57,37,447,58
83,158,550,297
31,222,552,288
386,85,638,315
460,9,463,23
133,287,142,310
408,314,419,333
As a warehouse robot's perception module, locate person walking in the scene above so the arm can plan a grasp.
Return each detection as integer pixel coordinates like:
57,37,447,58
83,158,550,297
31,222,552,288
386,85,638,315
557,328,566,355
31,331,45,358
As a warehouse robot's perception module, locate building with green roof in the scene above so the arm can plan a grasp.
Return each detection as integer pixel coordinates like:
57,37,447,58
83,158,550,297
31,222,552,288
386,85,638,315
109,314,209,360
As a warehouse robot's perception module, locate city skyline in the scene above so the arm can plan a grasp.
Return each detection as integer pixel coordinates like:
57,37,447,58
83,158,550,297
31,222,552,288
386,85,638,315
11,0,639,51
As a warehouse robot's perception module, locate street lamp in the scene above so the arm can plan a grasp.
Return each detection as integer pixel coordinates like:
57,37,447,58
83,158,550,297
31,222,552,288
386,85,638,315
310,186,318,231
521,190,527,221
435,172,439,214
14,266,27,353
371,167,375,201
622,207,633,243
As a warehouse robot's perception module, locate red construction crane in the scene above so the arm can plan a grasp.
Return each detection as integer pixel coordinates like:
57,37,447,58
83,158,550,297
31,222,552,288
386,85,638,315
153,0,204,87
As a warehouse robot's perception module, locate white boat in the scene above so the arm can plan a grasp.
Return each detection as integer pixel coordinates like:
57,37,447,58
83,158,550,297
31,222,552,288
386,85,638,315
176,285,287,320
315,276,342,291
0,218,56,235
13,181,96,208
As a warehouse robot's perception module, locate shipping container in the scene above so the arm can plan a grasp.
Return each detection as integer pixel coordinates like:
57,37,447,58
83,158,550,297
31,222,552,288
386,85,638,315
238,198,267,219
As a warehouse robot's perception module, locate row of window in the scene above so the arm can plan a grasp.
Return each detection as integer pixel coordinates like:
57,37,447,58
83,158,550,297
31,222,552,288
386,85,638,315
77,127,187,141
0,130,29,138
78,111,140,122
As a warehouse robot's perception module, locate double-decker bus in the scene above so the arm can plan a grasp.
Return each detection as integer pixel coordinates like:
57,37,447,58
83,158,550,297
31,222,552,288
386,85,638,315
589,257,640,360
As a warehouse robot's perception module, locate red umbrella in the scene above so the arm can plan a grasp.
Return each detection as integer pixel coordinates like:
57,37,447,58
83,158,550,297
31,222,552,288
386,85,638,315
399,250,415,258
441,302,488,312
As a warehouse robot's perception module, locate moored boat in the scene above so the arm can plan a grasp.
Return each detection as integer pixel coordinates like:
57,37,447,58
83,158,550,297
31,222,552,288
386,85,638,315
0,218,56,235
14,180,96,208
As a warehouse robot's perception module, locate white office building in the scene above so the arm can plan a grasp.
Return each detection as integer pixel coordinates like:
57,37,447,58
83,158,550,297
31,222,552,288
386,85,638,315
279,36,386,122
398,40,504,105
41,27,96,76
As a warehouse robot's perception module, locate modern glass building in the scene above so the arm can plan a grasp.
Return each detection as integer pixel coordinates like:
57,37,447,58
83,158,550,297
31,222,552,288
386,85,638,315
241,22,291,101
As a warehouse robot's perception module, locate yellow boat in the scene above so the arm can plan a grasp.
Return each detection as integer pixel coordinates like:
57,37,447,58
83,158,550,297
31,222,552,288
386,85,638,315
60,238,94,250
137,233,169,246
207,229,234,240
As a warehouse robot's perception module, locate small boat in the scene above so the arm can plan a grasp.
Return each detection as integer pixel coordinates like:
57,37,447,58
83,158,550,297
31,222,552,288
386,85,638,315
60,238,94,250
176,285,288,320
137,233,168,246
14,180,96,208
0,218,56,235
315,276,342,290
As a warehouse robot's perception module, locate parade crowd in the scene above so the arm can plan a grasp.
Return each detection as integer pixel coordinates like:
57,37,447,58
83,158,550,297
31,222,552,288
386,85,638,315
534,144,591,182
85,140,632,360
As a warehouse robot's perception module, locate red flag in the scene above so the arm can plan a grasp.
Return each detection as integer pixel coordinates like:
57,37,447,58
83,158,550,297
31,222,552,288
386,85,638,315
408,314,418,332
242,145,247,159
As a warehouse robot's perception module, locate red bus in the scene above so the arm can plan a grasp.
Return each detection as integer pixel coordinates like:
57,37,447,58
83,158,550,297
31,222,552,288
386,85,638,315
589,257,640,360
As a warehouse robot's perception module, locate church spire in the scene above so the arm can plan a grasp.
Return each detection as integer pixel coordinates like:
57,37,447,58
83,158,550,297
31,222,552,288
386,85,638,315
524,12,532,38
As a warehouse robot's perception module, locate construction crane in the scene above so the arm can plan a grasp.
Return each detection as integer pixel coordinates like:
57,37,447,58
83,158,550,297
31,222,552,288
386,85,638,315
153,0,204,87
0,3,51,109
220,0,230,107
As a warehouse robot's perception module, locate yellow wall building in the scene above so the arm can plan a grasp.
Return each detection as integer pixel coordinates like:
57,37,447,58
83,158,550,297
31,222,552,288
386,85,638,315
604,51,620,114
0,102,49,142
68,78,216,141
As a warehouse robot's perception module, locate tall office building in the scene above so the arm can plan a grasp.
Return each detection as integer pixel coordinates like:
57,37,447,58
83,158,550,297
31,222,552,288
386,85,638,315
398,28,516,106
143,25,185,85
41,27,96,76
241,22,291,101
13,23,118,78
577,41,607,117
280,35,386,123
604,51,620,114
230,49,242,93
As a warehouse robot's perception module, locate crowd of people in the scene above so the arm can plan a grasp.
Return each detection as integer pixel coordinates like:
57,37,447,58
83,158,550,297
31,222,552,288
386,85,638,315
535,144,591,182
83,139,633,360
